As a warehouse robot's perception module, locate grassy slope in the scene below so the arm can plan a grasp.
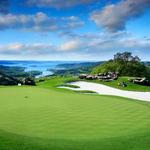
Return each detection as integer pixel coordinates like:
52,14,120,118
0,77,150,150
38,76,150,92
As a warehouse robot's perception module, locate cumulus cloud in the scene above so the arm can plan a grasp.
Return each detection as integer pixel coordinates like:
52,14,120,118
91,0,150,32
58,32,150,58
0,0,9,14
54,33,149,53
59,40,81,51
26,0,97,9
0,34,150,60
0,40,82,56
0,12,84,32
0,43,56,55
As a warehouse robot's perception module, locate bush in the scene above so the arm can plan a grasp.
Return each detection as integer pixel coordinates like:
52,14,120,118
24,77,36,86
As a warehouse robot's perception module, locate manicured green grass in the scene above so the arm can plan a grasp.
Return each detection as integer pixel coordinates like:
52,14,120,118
0,76,150,150
75,90,98,94
37,76,78,89
37,76,150,92
59,84,80,88
83,76,150,92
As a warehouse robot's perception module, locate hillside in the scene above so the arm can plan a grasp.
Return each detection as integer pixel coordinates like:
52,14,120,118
50,62,104,76
92,52,150,79
0,65,42,78
56,62,104,69
0,66,41,85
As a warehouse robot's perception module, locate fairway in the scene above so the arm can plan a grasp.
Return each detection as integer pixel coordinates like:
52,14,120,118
0,86,150,150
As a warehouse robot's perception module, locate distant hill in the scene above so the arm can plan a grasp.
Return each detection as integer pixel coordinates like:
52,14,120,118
144,61,150,67
50,62,104,76
56,62,104,69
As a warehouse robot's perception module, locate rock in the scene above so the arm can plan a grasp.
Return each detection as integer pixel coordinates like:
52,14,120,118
79,71,119,82
18,83,22,86
86,75,94,80
79,74,87,79
129,77,150,86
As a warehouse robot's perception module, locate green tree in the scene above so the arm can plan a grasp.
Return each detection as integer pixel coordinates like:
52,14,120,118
92,52,150,79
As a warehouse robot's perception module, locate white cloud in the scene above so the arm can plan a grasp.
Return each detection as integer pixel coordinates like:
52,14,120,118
0,34,150,60
0,43,56,55
91,0,150,32
59,40,81,51
0,12,84,32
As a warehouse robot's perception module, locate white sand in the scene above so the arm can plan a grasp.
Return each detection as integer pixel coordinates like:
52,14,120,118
59,81,150,102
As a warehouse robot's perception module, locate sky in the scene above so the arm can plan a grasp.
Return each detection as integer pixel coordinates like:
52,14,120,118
0,0,150,61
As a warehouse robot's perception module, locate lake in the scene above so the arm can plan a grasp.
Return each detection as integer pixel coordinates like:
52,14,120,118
0,60,82,77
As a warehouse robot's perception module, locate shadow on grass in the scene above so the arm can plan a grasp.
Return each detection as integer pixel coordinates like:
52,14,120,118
0,130,150,150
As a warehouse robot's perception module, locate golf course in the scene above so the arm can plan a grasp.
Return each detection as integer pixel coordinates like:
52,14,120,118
0,77,150,150
1,0,150,149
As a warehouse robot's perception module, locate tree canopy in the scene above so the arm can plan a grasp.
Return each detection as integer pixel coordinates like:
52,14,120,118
92,52,150,78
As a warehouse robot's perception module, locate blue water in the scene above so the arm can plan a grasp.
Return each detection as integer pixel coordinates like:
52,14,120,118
0,60,82,78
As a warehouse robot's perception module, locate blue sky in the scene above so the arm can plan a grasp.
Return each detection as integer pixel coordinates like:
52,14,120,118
0,0,150,61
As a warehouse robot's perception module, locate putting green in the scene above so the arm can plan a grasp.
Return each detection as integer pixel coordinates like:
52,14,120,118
0,86,149,142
